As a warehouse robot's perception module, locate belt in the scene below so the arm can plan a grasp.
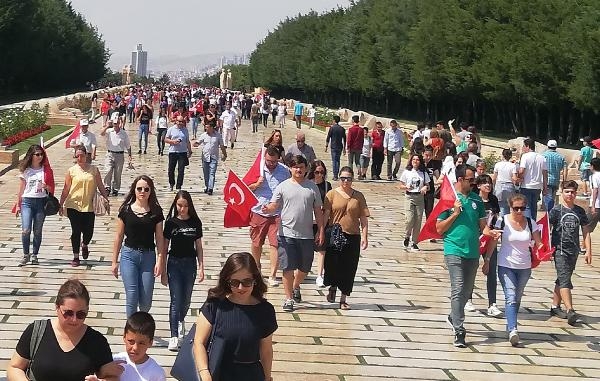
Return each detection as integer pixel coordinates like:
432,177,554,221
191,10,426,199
108,150,124,154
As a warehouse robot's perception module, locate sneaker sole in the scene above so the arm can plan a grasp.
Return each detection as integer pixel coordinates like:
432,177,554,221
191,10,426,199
567,315,578,326
453,341,467,348
509,333,520,346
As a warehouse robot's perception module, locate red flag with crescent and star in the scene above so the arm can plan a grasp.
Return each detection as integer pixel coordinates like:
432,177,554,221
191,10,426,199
65,120,81,148
417,175,457,242
223,170,259,228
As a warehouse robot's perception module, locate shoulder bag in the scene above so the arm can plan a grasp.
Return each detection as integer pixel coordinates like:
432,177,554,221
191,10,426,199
26,319,48,381
325,190,354,251
171,303,225,381
43,193,60,216
93,191,109,216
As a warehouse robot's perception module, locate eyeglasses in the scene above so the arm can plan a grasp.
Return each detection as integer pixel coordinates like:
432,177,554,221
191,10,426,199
136,187,150,192
340,176,353,182
59,308,88,320
33,152,44,157
512,206,526,211
314,170,324,175
228,278,255,288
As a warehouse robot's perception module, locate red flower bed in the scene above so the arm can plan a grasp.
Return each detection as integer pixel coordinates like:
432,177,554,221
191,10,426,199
2,125,50,146
300,116,329,128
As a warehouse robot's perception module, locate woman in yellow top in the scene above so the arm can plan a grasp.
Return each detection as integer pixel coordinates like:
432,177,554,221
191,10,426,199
59,145,109,267
323,166,370,310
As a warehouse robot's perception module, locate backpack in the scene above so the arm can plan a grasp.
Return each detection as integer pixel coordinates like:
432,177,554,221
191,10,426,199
499,216,541,268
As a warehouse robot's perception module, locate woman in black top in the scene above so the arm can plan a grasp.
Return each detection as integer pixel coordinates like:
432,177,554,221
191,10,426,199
263,129,285,161
308,160,331,287
8,279,123,381
162,190,205,351
111,175,165,317
193,252,277,381
137,104,153,154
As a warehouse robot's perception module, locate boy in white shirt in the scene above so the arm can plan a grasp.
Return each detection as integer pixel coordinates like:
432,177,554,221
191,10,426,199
113,312,166,381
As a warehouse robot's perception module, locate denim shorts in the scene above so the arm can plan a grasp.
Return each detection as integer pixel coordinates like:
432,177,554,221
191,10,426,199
360,155,370,168
581,169,591,181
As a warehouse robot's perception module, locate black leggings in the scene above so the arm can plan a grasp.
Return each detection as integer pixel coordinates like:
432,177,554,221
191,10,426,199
66,208,95,255
262,114,269,126
156,128,167,152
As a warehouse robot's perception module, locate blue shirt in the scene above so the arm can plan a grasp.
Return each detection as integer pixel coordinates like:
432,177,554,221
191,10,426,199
294,103,303,116
166,126,189,153
541,150,565,187
251,164,291,216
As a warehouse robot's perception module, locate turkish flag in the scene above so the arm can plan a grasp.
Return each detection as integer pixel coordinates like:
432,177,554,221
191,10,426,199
532,213,555,268
591,138,600,150
417,176,457,242
479,234,492,255
223,170,259,228
65,121,81,148
242,148,265,186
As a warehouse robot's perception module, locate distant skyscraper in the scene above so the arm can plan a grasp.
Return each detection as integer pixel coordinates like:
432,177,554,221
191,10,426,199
131,44,148,77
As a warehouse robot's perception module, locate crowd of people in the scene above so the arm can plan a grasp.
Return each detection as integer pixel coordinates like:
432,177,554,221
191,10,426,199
8,82,598,381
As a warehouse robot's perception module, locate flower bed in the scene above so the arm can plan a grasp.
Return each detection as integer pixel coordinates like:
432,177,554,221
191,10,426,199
0,103,49,147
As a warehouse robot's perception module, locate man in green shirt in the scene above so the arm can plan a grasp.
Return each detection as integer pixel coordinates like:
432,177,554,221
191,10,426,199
436,164,486,348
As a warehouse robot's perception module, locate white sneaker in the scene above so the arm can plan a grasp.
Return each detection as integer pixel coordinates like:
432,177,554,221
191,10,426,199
487,303,502,317
509,329,519,346
464,300,476,312
168,336,179,351
178,321,186,340
315,275,324,288
269,277,279,287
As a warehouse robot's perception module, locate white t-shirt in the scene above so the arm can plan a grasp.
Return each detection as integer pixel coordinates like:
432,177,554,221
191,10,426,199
361,137,372,157
590,171,600,208
19,167,46,198
156,116,168,130
399,169,430,193
519,151,547,189
113,352,165,381
495,216,538,269
441,156,457,183
494,161,517,183
308,108,316,118
219,109,237,129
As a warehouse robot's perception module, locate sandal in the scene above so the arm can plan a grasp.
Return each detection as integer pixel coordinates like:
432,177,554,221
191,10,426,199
326,287,336,303
340,301,350,310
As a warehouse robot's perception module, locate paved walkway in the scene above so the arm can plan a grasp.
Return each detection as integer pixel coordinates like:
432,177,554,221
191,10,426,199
0,116,599,380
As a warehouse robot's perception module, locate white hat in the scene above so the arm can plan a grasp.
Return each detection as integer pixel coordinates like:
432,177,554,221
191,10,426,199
80,119,89,126
547,139,557,148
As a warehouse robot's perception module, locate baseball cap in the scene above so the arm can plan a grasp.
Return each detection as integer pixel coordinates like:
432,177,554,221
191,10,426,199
80,119,89,126
547,139,557,148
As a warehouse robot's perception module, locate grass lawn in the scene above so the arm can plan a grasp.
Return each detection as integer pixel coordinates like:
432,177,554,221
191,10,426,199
12,124,72,153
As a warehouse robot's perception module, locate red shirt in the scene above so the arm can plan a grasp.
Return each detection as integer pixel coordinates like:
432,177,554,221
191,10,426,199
347,124,365,152
372,128,384,149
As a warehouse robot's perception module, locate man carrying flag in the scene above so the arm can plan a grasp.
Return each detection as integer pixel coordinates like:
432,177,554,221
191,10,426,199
246,146,290,286
435,164,487,348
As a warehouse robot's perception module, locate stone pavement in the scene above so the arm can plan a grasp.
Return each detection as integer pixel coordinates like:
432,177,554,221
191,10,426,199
0,116,599,381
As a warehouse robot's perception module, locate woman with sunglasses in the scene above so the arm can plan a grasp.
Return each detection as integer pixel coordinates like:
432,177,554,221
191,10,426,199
308,160,331,288
111,175,165,317
484,193,543,346
163,191,205,351
193,252,277,381
263,129,285,160
323,166,370,309
8,279,123,381
14,145,55,266
59,145,109,267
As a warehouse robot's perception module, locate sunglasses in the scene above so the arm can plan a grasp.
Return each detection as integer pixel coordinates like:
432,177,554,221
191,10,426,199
463,177,476,183
512,206,526,211
228,278,255,288
59,308,88,320
340,176,353,182
33,152,44,157
136,187,150,192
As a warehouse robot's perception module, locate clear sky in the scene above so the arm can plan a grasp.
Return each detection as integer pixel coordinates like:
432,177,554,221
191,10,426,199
69,0,351,66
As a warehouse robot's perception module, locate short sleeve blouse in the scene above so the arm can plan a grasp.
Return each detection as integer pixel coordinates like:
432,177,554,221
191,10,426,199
324,189,370,235
118,205,164,250
63,165,98,212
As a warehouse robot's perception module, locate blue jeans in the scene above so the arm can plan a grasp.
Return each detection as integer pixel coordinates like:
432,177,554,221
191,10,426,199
330,149,342,179
498,266,531,331
445,255,479,333
202,158,218,190
120,246,157,317
168,256,197,337
520,187,541,219
138,124,149,151
190,117,198,138
20,197,46,255
543,185,558,211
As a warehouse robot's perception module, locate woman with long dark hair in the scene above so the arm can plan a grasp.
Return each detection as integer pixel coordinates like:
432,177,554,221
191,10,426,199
163,190,204,351
399,154,430,251
308,160,331,287
193,252,276,381
111,175,165,317
263,129,285,160
14,145,55,266
137,104,153,154
323,166,370,310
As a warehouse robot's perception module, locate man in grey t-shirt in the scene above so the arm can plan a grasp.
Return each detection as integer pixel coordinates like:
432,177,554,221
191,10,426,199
263,155,324,312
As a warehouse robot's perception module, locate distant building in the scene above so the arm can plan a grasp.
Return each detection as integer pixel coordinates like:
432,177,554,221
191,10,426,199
131,44,148,77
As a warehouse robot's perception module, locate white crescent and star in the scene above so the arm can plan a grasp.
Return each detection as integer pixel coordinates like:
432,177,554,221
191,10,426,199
228,183,245,206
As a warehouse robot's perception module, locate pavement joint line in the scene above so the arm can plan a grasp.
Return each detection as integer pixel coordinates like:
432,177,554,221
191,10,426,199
312,336,322,345
364,324,373,331
521,355,535,365
443,369,459,381
1,314,10,323
29,271,37,277
531,348,544,356
572,367,586,377
336,375,345,381
291,313,300,322
382,318,394,326
481,323,493,331
491,363,504,372
10,300,19,309
356,355,367,365
378,347,390,357
9,288,18,296
400,332,412,342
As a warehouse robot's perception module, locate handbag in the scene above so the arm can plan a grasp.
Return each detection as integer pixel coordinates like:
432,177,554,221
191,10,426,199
43,193,60,216
171,305,225,381
93,191,109,216
325,190,353,251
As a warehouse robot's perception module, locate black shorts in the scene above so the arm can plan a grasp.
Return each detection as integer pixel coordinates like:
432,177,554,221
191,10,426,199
277,236,314,273
554,251,578,289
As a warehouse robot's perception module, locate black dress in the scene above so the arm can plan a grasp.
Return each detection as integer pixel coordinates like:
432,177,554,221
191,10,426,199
202,297,277,381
